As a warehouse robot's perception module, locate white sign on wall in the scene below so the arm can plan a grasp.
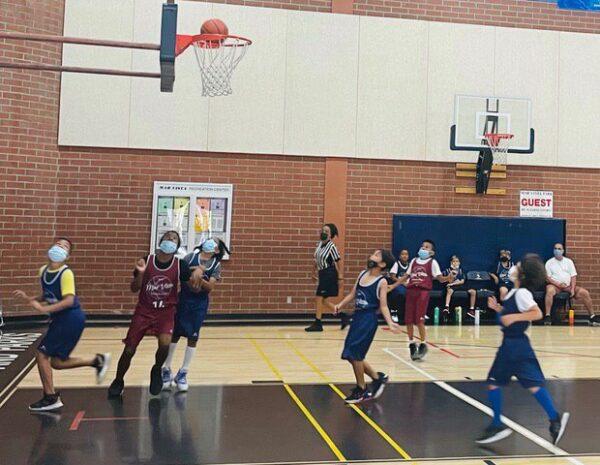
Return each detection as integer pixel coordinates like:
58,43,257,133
151,182,233,259
520,190,553,218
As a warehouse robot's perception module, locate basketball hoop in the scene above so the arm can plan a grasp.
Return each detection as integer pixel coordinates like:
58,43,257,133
176,34,252,97
483,133,513,166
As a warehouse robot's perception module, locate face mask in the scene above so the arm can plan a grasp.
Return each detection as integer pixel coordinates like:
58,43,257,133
320,232,328,241
202,239,217,254
500,256,509,263
554,249,564,258
159,240,178,254
48,245,68,263
418,248,430,260
366,260,378,269
451,263,460,269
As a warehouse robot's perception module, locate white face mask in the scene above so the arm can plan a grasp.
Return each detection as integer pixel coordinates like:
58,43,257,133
451,263,460,269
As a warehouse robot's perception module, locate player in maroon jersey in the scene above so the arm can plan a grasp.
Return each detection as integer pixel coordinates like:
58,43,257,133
396,240,453,361
108,231,198,397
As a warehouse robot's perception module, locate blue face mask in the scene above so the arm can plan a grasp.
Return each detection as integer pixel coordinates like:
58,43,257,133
48,245,68,263
202,239,217,254
159,240,178,254
418,248,430,260
554,248,564,258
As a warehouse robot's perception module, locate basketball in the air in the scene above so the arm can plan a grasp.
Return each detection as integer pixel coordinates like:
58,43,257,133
201,18,229,36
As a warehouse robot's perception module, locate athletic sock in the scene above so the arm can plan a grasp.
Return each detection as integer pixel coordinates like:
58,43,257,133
163,343,177,369
533,387,559,421
181,346,197,372
488,388,503,427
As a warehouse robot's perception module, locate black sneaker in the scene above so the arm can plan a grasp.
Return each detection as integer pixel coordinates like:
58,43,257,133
417,343,428,361
589,315,600,327
442,308,450,325
94,353,111,384
549,412,570,445
467,309,476,319
390,310,399,324
305,320,323,332
344,386,372,404
108,378,124,398
370,372,389,399
544,315,552,326
149,365,163,396
340,312,351,330
29,393,63,412
409,343,418,360
475,423,512,444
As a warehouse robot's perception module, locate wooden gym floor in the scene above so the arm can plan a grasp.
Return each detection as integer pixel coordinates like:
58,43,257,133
1,324,600,465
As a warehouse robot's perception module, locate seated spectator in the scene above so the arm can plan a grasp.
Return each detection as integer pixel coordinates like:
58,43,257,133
388,249,410,323
490,249,514,300
544,243,598,326
442,255,465,323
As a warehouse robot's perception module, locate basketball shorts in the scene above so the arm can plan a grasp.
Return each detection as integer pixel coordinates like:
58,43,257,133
405,288,430,325
38,307,86,360
123,306,176,349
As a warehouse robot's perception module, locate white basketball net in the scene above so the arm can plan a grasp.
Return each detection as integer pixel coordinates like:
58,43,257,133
192,37,250,97
484,134,513,166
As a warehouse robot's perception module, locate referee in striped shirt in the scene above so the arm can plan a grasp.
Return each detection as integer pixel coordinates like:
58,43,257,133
306,224,345,332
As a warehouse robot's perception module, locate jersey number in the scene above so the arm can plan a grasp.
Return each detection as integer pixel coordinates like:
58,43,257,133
152,300,165,309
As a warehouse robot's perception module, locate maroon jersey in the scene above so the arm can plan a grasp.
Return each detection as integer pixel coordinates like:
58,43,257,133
407,259,434,290
136,255,180,314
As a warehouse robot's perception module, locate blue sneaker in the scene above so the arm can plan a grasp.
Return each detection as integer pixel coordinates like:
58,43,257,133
173,369,188,392
161,367,172,391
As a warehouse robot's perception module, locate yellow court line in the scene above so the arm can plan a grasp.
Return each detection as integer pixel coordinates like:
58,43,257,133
284,339,412,460
247,338,347,462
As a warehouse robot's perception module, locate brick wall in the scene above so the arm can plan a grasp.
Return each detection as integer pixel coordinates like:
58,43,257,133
2,0,600,316
0,0,64,315
207,0,332,12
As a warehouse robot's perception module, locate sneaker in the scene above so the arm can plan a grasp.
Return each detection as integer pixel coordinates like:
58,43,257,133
173,369,189,392
149,365,162,396
370,372,389,399
390,310,399,324
29,393,63,412
108,378,124,398
544,315,552,326
417,343,428,361
589,315,600,327
409,343,418,361
94,353,111,384
344,386,372,404
549,412,570,445
475,423,513,444
467,309,476,319
161,367,173,391
340,312,351,330
305,320,323,332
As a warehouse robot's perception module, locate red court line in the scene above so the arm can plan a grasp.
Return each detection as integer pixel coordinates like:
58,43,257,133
69,410,85,431
82,416,149,422
382,327,461,358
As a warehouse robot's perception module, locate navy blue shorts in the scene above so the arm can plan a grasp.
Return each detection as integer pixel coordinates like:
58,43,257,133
38,308,86,360
487,337,545,388
341,311,378,361
173,296,209,341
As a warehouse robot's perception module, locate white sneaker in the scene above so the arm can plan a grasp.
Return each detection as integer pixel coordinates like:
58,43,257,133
161,367,173,391
173,369,188,392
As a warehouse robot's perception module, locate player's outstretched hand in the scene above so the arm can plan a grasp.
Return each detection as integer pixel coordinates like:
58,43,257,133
387,322,402,334
135,258,147,274
488,296,502,312
333,304,340,315
13,290,32,302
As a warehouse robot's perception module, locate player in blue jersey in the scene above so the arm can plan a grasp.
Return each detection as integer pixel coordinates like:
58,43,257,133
161,238,229,391
334,249,401,404
476,254,569,445
13,238,110,411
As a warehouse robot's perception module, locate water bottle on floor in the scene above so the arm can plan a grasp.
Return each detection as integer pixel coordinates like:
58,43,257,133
434,307,440,326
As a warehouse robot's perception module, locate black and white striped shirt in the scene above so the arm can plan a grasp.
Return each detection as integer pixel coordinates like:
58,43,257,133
314,240,340,271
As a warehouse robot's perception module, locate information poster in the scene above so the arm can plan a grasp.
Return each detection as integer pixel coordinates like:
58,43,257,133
520,190,553,218
151,182,233,258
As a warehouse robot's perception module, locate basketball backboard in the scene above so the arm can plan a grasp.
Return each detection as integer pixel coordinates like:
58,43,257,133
450,95,535,154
